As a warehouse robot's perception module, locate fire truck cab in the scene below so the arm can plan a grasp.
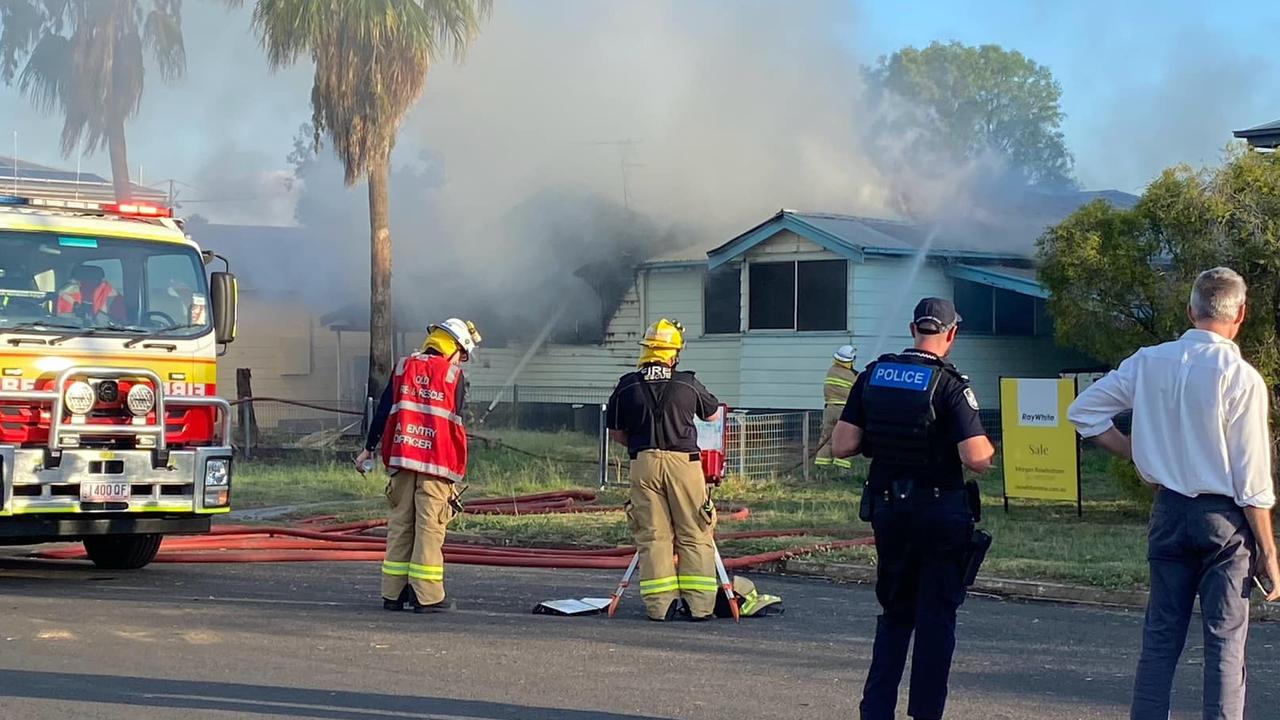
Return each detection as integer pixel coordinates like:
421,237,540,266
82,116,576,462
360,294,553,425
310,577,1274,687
0,194,237,569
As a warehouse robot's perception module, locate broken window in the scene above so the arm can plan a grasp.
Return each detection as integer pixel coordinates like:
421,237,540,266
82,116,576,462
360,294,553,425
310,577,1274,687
703,266,741,334
953,279,1048,337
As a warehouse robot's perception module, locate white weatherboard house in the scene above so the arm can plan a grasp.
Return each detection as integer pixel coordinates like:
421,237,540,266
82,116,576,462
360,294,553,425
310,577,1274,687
467,198,1130,413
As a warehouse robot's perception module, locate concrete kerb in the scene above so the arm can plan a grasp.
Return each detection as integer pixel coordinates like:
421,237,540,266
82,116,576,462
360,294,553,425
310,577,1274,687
778,559,1280,622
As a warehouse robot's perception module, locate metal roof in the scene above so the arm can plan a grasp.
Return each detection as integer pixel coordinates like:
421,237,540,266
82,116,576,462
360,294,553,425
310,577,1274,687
948,263,1047,298
0,156,168,204
1233,119,1280,149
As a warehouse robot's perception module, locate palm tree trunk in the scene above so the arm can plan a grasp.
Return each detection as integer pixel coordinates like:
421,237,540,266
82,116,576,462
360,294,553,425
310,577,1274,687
107,114,132,202
366,147,394,402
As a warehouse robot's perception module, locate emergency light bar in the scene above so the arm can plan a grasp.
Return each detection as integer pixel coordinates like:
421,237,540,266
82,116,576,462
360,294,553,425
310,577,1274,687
0,194,172,218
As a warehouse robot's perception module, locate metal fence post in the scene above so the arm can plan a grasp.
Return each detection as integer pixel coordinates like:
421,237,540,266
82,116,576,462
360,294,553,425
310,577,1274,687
802,411,811,484
737,414,747,478
240,401,253,461
512,384,521,430
597,403,609,489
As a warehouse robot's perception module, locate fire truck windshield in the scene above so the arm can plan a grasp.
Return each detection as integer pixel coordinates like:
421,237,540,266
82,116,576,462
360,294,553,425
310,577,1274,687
0,231,211,339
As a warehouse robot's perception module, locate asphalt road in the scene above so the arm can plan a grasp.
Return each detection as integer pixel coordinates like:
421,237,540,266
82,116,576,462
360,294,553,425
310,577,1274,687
1,555,1277,720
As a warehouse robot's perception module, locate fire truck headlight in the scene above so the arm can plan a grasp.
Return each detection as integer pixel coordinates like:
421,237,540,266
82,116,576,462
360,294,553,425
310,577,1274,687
127,384,156,416
64,381,95,415
203,458,231,507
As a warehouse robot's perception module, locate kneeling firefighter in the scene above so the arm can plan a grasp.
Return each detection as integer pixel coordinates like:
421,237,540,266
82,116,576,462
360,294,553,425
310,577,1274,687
607,319,723,621
355,318,481,613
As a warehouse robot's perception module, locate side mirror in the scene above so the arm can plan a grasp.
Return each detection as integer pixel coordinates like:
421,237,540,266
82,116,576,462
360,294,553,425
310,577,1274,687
210,271,238,344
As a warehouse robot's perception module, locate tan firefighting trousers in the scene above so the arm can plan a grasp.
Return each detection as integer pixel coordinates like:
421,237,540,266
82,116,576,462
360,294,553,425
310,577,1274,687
627,450,718,619
814,404,851,469
381,471,456,605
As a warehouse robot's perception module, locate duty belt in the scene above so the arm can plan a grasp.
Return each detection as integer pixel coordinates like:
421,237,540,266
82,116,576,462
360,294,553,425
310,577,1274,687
630,450,701,462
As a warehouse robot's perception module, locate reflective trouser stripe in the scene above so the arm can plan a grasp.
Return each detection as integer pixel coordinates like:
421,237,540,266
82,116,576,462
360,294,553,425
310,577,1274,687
825,378,854,388
382,561,409,577
408,563,444,581
678,575,719,592
640,576,679,595
833,458,852,469
815,457,833,466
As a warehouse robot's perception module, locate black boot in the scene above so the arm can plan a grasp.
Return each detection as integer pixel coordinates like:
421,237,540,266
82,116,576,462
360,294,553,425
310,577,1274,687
412,597,456,614
648,598,689,622
382,586,414,611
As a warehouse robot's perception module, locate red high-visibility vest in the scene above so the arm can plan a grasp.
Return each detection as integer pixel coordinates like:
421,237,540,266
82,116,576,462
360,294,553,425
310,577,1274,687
380,353,468,481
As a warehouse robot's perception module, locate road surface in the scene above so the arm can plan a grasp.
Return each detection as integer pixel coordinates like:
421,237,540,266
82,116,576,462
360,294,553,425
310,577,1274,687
1,555,1276,719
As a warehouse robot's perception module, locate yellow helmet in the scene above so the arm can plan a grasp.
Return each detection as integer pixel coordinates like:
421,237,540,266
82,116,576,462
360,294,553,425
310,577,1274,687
639,318,685,351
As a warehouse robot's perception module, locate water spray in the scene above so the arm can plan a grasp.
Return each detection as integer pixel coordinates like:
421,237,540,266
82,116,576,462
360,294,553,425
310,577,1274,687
867,224,941,360
479,298,571,424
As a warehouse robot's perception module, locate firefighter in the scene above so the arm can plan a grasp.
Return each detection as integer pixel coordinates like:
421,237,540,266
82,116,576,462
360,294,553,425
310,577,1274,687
832,298,995,720
56,263,126,323
815,344,857,469
354,318,481,614
607,319,722,621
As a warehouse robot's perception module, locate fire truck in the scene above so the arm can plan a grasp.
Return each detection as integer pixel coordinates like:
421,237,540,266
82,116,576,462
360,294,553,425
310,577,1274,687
0,193,237,569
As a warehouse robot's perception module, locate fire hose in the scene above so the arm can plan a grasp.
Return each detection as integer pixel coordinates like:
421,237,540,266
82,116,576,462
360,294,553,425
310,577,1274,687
34,490,871,568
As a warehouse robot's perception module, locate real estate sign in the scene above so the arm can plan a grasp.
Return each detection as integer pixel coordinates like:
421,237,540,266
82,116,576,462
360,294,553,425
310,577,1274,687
999,378,1081,513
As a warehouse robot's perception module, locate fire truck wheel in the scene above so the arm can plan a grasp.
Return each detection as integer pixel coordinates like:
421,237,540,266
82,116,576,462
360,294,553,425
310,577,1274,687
82,534,164,570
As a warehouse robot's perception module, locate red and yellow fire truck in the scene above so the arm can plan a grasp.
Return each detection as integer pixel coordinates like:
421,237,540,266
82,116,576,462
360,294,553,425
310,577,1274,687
0,193,237,568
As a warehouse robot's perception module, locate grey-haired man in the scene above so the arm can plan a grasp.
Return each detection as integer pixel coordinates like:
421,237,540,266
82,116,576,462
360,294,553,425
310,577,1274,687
1068,267,1280,720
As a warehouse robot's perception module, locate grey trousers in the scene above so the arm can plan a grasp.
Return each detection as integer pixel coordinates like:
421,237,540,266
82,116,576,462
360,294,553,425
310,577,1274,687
1131,490,1255,720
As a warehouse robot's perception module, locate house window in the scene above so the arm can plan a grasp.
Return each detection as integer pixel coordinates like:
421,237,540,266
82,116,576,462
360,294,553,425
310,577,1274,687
748,260,848,331
953,279,1050,336
703,266,742,334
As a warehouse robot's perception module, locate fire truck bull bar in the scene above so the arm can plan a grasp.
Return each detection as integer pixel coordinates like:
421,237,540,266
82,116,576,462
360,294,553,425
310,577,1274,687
0,366,234,525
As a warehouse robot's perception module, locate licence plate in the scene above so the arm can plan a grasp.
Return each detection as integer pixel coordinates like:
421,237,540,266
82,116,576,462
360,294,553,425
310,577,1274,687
80,481,130,503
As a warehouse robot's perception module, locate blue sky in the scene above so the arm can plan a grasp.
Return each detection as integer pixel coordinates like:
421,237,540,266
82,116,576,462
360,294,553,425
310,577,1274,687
855,0,1280,191
2,0,1277,221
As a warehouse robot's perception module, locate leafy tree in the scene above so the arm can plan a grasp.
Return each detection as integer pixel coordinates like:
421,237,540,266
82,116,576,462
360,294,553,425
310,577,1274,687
240,0,491,399
0,0,186,201
1038,148,1280,409
867,41,1074,188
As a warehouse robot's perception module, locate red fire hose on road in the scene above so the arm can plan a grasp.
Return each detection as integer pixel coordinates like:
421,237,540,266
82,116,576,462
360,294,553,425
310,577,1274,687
34,490,871,568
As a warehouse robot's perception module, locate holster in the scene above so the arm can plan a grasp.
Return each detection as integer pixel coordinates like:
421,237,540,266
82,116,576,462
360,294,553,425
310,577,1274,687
858,480,874,522
962,529,993,587
965,480,982,523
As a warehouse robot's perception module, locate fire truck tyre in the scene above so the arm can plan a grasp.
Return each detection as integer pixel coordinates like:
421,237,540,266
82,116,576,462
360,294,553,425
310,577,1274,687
83,534,164,569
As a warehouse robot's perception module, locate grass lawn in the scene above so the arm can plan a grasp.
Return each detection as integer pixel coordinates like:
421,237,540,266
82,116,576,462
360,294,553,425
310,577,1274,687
233,430,1158,590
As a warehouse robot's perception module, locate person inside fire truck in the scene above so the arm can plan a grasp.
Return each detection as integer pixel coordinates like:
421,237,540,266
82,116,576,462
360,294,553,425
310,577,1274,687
55,263,126,324
354,318,482,614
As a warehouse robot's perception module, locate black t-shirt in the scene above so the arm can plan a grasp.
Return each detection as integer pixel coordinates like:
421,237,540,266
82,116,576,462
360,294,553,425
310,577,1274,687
606,364,719,457
840,349,986,487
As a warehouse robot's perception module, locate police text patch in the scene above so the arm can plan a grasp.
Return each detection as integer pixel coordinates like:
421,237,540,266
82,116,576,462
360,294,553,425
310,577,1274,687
867,363,934,391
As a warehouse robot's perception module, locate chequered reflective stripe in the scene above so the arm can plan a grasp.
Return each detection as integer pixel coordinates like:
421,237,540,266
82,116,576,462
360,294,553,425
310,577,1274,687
677,575,719,593
382,561,409,577
639,576,679,595
408,563,444,581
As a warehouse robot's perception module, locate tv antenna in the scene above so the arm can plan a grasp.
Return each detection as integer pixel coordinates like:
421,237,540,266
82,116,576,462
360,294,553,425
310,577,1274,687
589,139,644,210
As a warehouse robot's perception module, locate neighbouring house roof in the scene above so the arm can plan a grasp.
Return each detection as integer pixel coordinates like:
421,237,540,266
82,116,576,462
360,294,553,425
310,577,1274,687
699,189,1138,270
1233,119,1280,149
0,156,168,204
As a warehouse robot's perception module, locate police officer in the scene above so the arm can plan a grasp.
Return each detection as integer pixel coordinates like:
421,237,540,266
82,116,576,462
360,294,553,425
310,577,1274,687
355,318,481,614
832,298,995,720
607,318,722,621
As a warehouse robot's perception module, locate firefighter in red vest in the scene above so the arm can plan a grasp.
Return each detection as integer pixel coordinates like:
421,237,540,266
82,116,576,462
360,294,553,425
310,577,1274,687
56,264,126,323
355,318,480,613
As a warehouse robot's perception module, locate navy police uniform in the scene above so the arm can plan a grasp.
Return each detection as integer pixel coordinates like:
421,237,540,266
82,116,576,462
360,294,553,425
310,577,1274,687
842,348,986,720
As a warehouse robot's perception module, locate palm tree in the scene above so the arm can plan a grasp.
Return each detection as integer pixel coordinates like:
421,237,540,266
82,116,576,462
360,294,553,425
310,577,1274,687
241,0,491,401
0,0,186,201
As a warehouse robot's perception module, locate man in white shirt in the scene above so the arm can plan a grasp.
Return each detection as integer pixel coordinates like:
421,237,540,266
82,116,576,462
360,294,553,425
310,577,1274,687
1068,267,1280,720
